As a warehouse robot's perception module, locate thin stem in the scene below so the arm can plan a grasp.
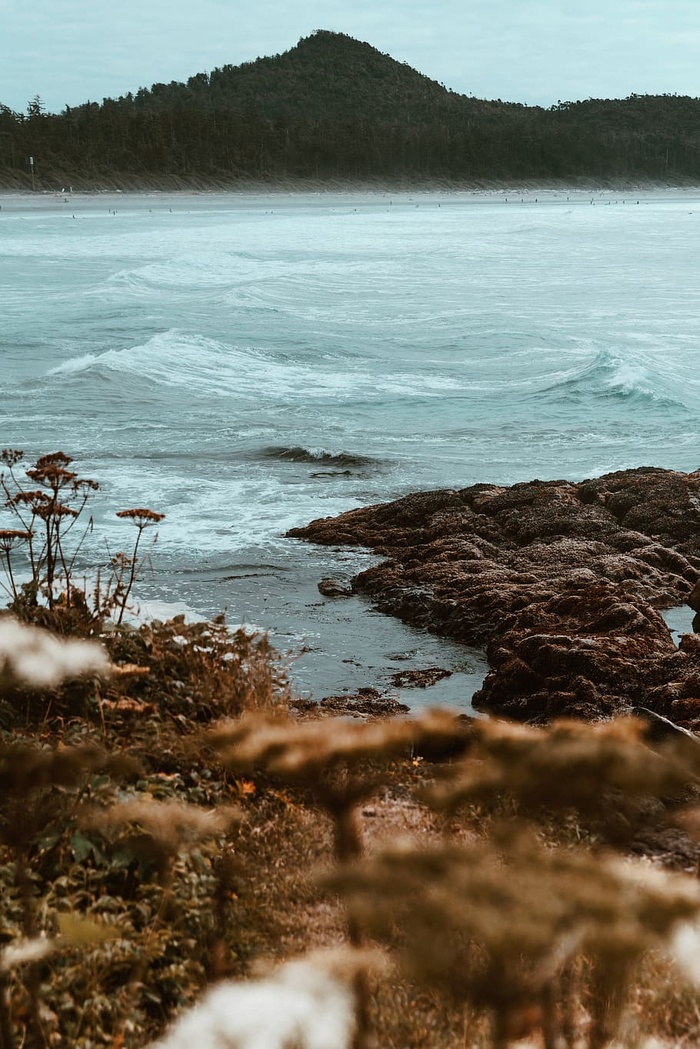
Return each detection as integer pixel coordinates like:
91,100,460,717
15,849,47,1049
490,1008,509,1049
540,979,558,1049
2,550,18,602
0,974,15,1049
559,960,577,1049
116,525,145,625
43,515,54,609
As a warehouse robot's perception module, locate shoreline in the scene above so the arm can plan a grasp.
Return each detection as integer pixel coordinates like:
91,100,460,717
4,176,700,199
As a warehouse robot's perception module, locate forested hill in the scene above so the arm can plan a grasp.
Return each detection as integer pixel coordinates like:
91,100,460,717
2,29,700,188
124,30,474,123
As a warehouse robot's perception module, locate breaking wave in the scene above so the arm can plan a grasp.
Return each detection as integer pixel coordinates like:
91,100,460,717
548,348,695,412
258,446,382,468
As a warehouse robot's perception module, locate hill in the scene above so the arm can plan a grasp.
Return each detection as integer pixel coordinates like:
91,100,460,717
124,30,474,123
1,30,700,188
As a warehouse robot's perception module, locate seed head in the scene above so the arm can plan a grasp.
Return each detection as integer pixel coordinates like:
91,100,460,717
26,465,78,486
207,708,468,779
1,449,24,468
0,529,31,552
82,796,241,846
116,508,166,526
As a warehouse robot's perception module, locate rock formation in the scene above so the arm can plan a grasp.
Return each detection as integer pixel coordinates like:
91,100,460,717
288,467,700,726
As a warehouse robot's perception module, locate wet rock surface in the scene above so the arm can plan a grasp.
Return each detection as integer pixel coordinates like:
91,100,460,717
287,467,700,726
317,577,354,598
315,687,410,718
388,667,453,689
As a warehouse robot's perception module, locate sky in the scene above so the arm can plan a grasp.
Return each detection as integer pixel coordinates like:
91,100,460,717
3,0,700,115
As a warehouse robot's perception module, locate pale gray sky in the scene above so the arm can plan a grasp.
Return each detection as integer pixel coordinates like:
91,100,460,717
3,0,700,114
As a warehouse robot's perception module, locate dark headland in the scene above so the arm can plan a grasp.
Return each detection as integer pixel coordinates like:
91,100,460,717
4,30,700,190
288,466,700,729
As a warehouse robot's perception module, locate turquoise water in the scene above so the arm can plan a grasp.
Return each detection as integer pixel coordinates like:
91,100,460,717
2,187,700,702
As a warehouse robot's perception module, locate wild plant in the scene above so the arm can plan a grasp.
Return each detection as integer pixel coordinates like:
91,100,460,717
327,831,700,1049
118,615,291,722
109,507,165,625
205,708,468,864
0,449,165,630
424,715,700,844
0,449,98,614
204,709,468,1049
149,948,385,1049
0,741,142,1049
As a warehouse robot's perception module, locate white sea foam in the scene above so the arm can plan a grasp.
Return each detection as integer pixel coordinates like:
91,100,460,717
44,329,469,402
48,353,100,376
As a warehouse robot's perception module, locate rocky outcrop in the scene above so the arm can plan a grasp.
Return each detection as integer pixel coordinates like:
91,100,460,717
317,577,353,598
389,667,452,689
291,687,410,718
288,467,700,725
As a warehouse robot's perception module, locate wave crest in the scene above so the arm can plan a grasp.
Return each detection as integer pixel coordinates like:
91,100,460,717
552,348,693,411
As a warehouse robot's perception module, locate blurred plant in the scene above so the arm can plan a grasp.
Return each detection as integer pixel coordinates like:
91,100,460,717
206,708,468,864
0,742,141,1049
149,948,385,1049
205,708,468,1049
425,715,700,844
328,831,700,1049
80,796,240,905
0,614,110,691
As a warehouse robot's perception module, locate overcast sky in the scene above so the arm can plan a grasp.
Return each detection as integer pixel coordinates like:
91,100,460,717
3,0,700,115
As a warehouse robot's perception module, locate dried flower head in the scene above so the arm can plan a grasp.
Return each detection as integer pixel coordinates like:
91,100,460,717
33,501,79,520
116,508,166,525
0,529,31,551
8,489,51,507
206,708,467,779
26,465,78,487
1,448,24,468
34,451,73,470
425,716,699,829
83,796,240,846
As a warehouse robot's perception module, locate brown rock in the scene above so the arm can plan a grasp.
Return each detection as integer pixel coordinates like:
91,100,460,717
389,667,452,689
288,467,700,725
317,577,353,598
319,688,410,717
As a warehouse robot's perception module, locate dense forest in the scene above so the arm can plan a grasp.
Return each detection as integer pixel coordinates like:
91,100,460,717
1,29,700,188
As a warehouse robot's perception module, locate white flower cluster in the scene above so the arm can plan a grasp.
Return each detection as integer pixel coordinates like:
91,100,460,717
0,936,54,973
150,956,356,1049
670,921,700,985
0,616,110,689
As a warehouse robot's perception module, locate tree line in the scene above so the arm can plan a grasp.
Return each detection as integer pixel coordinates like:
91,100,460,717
1,31,700,188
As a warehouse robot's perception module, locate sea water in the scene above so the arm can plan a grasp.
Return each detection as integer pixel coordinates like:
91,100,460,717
2,187,700,708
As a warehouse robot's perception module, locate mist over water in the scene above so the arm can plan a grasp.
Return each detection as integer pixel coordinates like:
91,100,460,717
2,188,700,705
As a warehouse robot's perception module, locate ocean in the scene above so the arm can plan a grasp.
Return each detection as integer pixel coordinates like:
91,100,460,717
2,186,700,710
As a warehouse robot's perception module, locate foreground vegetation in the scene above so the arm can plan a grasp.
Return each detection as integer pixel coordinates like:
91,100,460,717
3,452,700,1047
2,31,700,189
